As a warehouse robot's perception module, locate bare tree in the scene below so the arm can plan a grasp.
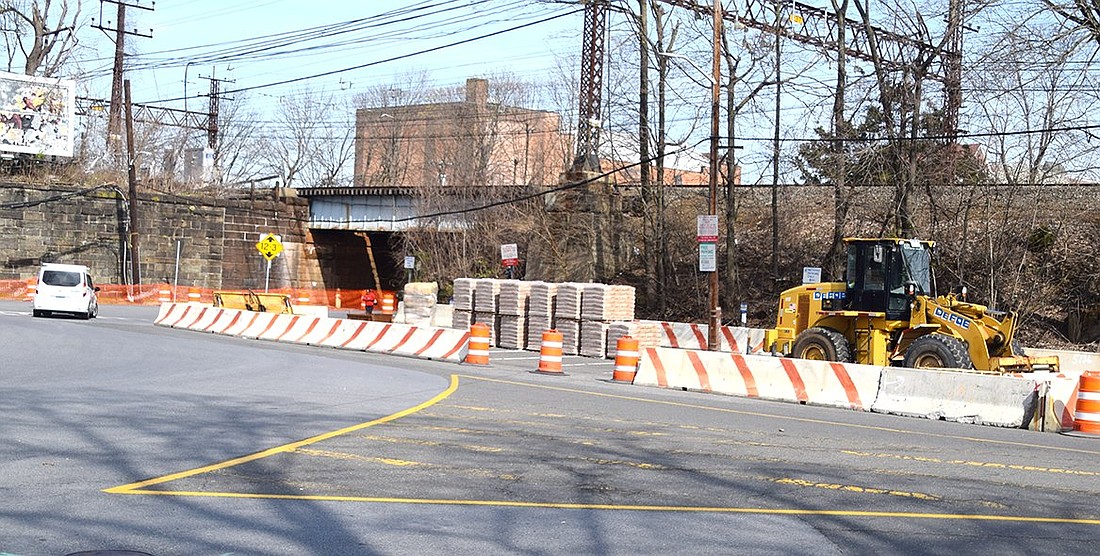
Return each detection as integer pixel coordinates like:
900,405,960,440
0,0,81,76
265,87,349,188
215,94,267,187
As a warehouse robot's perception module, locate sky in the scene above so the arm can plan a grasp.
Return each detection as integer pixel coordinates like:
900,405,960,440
71,0,583,117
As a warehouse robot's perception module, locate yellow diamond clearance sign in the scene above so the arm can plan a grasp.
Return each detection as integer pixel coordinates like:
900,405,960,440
256,233,283,261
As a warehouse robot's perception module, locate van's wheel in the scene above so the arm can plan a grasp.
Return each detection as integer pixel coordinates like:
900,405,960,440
903,334,973,369
791,327,852,362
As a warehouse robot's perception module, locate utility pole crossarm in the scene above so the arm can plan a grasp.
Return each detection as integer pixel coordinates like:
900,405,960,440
657,0,957,81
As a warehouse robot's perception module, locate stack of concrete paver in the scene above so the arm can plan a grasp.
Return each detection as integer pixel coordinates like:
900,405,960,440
402,282,438,327
452,278,476,331
581,284,636,321
580,320,610,358
498,280,532,316
474,279,502,345
579,284,637,358
526,282,558,350
606,320,663,356
554,283,585,355
497,280,532,349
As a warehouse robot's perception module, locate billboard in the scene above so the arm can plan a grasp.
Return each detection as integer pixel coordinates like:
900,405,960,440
0,71,75,158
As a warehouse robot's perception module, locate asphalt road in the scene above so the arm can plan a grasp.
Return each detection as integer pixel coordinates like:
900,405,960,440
1,300,1098,555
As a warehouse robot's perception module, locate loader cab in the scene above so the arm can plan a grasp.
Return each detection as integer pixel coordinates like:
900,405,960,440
844,238,933,321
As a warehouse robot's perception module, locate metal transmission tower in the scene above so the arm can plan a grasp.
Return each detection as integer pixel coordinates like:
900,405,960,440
200,74,235,152
568,0,610,177
657,0,962,136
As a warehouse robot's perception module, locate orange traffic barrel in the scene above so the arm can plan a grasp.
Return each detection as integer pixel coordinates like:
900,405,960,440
295,289,312,306
24,278,36,300
465,322,491,365
158,284,172,304
379,292,396,315
536,329,565,375
1075,372,1100,435
611,335,640,383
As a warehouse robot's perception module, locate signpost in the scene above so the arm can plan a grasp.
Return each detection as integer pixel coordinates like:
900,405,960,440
255,233,283,292
802,266,822,285
501,243,519,279
404,255,416,283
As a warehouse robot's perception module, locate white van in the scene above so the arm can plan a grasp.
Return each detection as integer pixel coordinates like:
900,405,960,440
32,263,99,319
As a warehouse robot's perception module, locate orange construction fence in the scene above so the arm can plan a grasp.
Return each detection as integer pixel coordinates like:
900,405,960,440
0,280,396,309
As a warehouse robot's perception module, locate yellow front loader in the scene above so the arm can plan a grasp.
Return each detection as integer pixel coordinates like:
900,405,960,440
766,238,1057,373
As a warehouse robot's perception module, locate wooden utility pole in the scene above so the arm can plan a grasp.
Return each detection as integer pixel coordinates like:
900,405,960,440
639,0,654,304
124,80,142,286
93,0,153,154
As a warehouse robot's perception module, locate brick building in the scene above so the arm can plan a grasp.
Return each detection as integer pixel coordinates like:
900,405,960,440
354,78,571,188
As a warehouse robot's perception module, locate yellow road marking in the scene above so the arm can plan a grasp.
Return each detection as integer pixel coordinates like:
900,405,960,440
773,478,939,500
293,448,423,467
460,375,1100,456
104,373,1100,527
843,450,1100,476
105,374,459,494
107,489,1100,525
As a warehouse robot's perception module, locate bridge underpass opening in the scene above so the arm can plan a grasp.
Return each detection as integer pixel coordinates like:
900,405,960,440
310,229,404,292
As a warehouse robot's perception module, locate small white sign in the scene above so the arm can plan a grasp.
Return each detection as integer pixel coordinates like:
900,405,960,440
699,243,717,272
500,243,518,260
697,215,719,242
404,256,416,270
802,266,822,284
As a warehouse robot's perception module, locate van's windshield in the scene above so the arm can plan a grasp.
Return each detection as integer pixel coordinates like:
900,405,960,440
42,270,82,287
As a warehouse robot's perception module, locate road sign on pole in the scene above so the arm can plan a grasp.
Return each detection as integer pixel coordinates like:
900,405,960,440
256,233,283,261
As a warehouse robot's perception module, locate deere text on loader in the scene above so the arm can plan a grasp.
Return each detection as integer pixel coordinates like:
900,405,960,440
765,238,1058,373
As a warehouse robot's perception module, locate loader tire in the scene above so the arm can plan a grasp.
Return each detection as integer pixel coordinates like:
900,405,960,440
791,327,852,362
903,334,973,370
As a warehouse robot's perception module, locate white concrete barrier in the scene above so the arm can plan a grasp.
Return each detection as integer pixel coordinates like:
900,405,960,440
154,302,176,325
238,312,280,339
1024,347,1100,374
292,317,344,345
153,302,470,363
1015,370,1086,432
256,314,304,341
643,321,770,353
872,367,1040,428
634,347,882,410
188,306,222,332
719,326,768,354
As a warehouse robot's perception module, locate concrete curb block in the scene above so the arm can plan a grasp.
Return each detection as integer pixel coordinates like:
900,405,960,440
871,367,1039,428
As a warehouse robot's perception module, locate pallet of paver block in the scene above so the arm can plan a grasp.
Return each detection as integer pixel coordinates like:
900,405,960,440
474,279,502,313
498,280,532,316
498,314,528,350
452,278,476,311
580,320,610,358
554,282,585,320
581,284,636,322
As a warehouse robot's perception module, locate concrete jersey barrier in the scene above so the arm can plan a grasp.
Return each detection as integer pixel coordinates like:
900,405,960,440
872,367,1040,428
154,302,468,362
634,347,882,411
